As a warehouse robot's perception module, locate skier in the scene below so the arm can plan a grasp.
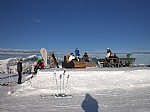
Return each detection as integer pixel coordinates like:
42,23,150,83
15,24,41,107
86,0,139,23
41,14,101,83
17,58,23,84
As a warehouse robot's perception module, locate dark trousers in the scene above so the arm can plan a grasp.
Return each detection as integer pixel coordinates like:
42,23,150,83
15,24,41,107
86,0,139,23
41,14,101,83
18,71,22,84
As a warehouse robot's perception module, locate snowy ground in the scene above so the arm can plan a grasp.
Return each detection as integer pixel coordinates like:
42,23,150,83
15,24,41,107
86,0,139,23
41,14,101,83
0,67,150,112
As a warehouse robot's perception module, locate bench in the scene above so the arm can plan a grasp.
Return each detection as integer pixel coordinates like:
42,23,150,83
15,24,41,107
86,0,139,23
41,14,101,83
79,58,96,67
62,55,87,68
98,58,136,67
85,62,96,67
119,58,135,67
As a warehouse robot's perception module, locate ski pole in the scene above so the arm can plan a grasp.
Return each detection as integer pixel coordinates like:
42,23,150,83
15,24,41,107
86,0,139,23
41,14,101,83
54,70,59,94
60,74,62,94
62,70,66,94
65,74,70,94
53,70,56,80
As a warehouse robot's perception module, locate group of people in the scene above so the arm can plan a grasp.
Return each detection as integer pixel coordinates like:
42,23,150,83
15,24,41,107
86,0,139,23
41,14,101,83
68,48,90,62
17,48,91,84
17,47,115,84
16,54,56,84
17,57,45,84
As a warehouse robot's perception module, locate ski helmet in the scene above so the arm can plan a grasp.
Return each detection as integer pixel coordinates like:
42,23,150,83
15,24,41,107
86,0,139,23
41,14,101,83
37,57,41,61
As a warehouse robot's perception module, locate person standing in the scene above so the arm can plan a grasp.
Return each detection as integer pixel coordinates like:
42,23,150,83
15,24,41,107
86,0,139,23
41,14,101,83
105,48,112,62
75,48,80,61
17,59,23,84
105,48,113,67
50,53,59,68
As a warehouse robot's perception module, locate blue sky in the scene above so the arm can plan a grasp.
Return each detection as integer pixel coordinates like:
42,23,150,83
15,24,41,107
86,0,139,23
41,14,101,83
0,0,150,53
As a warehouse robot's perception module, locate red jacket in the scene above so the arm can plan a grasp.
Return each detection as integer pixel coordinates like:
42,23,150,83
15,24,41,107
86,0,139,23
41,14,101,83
34,61,44,69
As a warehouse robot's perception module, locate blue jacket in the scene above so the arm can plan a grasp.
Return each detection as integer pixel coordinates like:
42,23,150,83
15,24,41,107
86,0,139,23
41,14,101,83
75,49,80,56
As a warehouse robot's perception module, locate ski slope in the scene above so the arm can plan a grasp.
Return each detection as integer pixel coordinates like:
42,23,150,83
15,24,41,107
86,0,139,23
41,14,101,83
1,67,150,112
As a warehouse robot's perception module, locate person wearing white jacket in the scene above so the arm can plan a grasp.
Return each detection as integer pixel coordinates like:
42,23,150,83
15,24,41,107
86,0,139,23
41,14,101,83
69,53,78,62
105,48,112,62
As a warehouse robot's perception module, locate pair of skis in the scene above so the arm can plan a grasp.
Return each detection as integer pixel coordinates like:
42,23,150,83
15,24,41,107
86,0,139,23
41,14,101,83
54,70,72,98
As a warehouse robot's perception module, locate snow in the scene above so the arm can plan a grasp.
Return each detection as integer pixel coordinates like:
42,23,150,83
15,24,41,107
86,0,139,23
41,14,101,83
0,56,150,112
11,68,150,97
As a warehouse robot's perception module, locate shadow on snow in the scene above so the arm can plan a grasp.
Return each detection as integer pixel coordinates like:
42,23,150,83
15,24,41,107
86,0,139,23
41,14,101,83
81,93,100,112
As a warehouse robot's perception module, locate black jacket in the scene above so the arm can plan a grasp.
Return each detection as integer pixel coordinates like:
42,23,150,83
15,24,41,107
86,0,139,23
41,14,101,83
17,61,22,72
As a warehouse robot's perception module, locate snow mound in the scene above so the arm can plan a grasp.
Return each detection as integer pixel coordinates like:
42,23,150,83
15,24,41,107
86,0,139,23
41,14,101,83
13,68,150,97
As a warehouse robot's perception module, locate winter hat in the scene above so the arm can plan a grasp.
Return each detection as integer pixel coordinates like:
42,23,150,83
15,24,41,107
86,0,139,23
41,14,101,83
37,57,41,61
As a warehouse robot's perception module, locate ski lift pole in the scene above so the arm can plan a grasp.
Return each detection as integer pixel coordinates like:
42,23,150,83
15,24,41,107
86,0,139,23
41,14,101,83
8,75,11,84
8,74,13,84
